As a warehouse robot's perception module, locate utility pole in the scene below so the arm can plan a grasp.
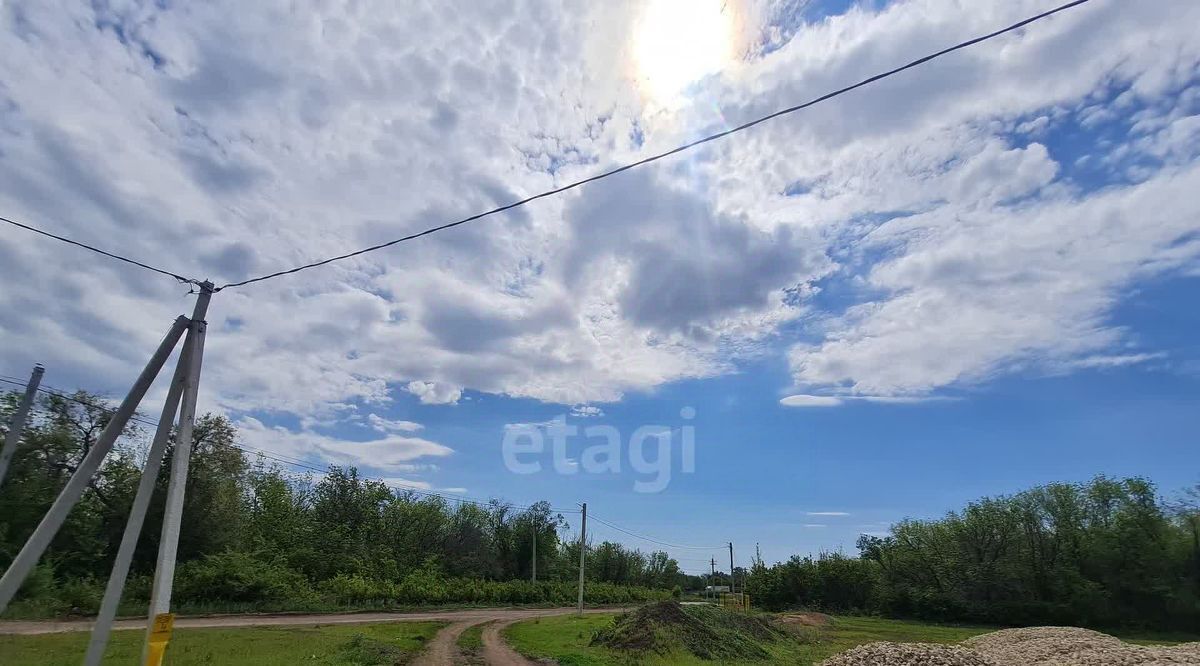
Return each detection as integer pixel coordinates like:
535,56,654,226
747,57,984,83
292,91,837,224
144,282,212,665
531,520,537,584
0,364,43,489
728,542,736,596
0,316,189,611
709,557,716,603
84,334,195,666
576,502,587,615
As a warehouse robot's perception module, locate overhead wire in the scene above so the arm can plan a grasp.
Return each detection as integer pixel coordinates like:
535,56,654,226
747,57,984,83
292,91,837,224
214,0,1094,291
0,215,203,286
588,513,725,550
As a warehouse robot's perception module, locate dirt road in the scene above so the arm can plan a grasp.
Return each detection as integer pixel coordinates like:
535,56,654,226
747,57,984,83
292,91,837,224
1,606,623,666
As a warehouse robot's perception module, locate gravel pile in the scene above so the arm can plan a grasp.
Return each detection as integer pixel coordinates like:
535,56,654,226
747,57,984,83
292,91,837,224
819,641,997,666
818,626,1200,666
964,627,1200,666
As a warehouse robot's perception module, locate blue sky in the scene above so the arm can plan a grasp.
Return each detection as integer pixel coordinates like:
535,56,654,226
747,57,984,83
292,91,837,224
1,0,1198,570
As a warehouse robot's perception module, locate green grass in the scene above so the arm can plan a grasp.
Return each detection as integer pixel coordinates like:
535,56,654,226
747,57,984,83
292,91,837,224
0,621,444,666
504,611,811,666
457,622,485,652
503,611,1196,665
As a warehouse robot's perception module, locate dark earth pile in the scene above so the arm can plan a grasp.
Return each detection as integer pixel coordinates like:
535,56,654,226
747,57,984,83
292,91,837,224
590,601,791,661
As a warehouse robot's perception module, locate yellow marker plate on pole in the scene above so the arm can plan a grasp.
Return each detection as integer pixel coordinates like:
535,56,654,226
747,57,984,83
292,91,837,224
144,613,175,666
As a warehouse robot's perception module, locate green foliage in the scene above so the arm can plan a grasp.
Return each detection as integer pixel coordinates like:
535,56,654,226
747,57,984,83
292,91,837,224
0,389,681,618
175,550,313,603
747,476,1200,632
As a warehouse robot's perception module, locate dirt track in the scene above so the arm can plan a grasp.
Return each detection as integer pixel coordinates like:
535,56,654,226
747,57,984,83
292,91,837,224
0,606,622,666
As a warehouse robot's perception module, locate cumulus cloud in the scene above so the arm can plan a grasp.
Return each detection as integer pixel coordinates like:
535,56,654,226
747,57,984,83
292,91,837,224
237,417,453,473
0,0,1197,448
405,381,463,405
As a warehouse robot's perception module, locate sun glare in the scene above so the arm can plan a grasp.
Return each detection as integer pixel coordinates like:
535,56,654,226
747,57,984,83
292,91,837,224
633,0,734,107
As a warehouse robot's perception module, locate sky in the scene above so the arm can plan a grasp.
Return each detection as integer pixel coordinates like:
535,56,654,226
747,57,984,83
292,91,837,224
1,0,1198,571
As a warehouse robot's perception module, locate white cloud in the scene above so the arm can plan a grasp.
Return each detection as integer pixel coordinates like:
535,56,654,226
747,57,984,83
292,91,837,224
405,381,462,406
236,417,453,473
0,0,1196,436
780,394,843,407
802,523,828,528
570,405,605,418
806,511,850,517
367,413,424,433
1064,352,1168,369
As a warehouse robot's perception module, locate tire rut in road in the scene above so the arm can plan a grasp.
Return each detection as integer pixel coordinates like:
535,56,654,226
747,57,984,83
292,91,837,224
481,619,535,666
410,619,488,666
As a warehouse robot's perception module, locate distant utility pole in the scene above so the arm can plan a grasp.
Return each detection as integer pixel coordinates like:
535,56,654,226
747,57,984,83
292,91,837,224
577,502,587,615
709,557,716,603
531,520,537,584
728,542,736,596
0,364,43,489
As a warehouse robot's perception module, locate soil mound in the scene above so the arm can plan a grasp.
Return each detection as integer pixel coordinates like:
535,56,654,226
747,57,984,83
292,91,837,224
590,601,790,660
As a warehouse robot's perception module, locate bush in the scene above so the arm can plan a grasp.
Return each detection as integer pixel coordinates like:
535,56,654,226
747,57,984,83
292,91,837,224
175,550,312,603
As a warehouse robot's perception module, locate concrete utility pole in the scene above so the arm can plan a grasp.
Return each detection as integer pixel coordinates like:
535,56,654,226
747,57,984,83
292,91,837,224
531,520,537,583
144,282,212,664
0,364,43,489
577,502,587,615
84,334,195,666
728,542,736,596
710,557,716,603
0,316,189,612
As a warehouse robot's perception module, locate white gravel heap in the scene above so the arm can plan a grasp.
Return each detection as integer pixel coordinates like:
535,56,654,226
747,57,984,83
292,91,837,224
819,641,997,666
818,626,1200,666
964,627,1200,666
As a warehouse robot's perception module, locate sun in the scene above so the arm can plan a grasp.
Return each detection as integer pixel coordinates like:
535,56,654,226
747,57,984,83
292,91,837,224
633,0,735,107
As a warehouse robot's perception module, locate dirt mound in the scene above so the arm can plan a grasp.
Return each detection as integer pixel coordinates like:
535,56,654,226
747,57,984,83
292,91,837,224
778,611,834,627
820,641,997,666
964,626,1200,666
590,601,790,661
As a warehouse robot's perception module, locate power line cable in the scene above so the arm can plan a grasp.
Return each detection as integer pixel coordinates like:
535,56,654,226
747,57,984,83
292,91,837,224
215,0,1093,291
0,215,202,286
588,513,724,550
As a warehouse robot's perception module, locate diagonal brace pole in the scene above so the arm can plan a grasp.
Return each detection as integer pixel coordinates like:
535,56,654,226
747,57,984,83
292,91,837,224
0,316,189,611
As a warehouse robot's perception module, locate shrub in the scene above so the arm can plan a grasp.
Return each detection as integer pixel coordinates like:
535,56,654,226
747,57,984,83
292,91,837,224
175,550,312,603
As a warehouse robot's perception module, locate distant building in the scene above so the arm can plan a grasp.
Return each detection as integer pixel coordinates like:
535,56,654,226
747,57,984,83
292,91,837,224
704,585,730,593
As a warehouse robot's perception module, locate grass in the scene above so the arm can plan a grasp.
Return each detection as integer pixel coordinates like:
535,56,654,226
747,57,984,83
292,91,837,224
503,610,1197,665
457,622,485,652
456,621,487,665
505,609,813,666
0,621,444,666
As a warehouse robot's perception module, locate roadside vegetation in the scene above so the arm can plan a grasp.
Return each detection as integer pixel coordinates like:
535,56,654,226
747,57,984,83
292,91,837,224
504,605,1194,666
745,477,1200,632
0,621,444,665
0,391,678,619
504,608,992,665
2,388,1198,636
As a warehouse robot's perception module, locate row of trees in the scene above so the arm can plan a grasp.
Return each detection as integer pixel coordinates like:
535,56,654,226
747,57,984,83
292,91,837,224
0,390,682,614
5,387,1198,630
746,477,1200,630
